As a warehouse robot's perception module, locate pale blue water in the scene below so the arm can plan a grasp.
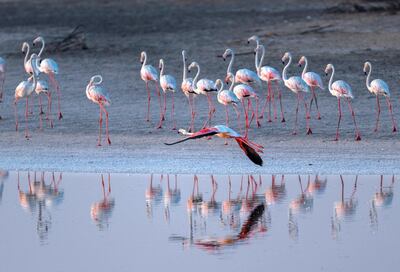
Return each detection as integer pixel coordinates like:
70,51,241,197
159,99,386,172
0,172,398,271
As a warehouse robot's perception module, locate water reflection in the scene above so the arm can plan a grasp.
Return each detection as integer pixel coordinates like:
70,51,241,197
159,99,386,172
17,171,64,243
90,173,115,230
0,170,9,204
369,175,395,231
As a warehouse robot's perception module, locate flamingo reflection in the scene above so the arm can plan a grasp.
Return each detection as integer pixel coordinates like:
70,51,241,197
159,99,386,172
331,175,358,239
0,170,9,204
200,175,221,218
221,176,242,230
369,175,395,230
163,174,181,223
145,174,163,219
306,175,327,196
265,175,286,205
90,174,115,230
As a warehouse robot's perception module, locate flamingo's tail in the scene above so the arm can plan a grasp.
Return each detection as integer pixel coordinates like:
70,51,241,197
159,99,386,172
235,137,263,166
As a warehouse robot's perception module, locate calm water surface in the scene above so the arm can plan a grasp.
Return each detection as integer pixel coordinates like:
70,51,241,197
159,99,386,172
0,172,398,271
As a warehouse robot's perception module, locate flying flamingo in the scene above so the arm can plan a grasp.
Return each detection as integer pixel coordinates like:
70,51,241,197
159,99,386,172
325,64,361,141
187,62,218,128
253,41,285,123
86,75,111,146
140,51,162,123
159,59,177,130
233,79,259,137
363,61,397,133
33,36,62,120
282,52,312,135
181,50,197,132
298,56,324,120
14,54,39,138
165,125,264,166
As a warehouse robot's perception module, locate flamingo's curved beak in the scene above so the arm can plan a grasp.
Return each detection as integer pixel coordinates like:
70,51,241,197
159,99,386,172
282,61,285,65
140,61,143,64
223,57,226,61
247,40,250,44
364,71,367,75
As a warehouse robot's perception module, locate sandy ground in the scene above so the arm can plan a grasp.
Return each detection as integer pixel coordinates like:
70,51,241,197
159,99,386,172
0,0,400,174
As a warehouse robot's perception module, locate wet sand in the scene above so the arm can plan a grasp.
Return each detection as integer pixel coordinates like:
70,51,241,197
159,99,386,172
0,0,399,174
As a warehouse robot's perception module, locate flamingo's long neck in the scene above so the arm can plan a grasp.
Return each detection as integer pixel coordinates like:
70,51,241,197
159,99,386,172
282,55,292,82
30,57,38,95
328,66,335,94
160,60,165,77
182,53,187,81
302,57,308,78
365,63,372,90
229,76,235,91
192,63,200,87
38,38,45,57
142,52,147,69
24,44,30,66
227,50,234,76
217,80,224,94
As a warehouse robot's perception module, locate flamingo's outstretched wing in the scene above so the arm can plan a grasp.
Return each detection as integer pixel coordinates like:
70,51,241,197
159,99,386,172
164,127,219,146
235,137,263,166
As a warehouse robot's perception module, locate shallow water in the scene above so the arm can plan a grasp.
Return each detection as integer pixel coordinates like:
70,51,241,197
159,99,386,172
0,172,399,271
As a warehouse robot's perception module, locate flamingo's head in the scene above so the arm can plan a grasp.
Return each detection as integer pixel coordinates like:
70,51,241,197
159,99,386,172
298,56,306,67
363,61,371,75
32,36,43,47
187,61,197,73
248,35,260,45
324,64,334,76
140,51,146,64
225,72,234,85
222,48,232,61
159,59,164,71
89,75,103,86
22,42,29,54
182,50,188,62
215,79,223,90
281,52,291,64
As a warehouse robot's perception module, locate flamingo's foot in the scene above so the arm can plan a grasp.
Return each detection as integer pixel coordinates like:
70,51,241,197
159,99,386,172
392,126,397,133
281,117,286,123
58,112,63,120
374,128,378,133
172,127,177,131
97,143,102,147
25,134,30,139
306,128,312,135
268,118,272,123
292,131,297,135
317,114,321,120
39,110,44,115
333,137,339,142
162,115,165,121
355,133,361,141
156,124,162,129
146,118,150,122
107,138,111,145
257,121,261,128
258,115,264,119
306,116,311,119
224,142,228,146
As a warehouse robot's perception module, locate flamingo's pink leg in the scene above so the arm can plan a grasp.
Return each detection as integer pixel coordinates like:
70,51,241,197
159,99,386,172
299,92,312,135
102,105,111,145
248,98,256,126
386,97,397,132
346,98,361,141
374,95,381,132
39,95,44,115
232,103,241,133
187,95,193,132
202,94,212,129
335,98,342,141
24,97,30,139
155,83,164,122
50,74,62,120
309,86,321,120
98,106,103,146
267,81,272,122
272,85,277,120
276,82,285,122
171,92,176,130
255,97,261,127
163,91,167,119
293,93,300,135
14,100,18,131
47,93,53,128
145,81,151,122
224,105,229,145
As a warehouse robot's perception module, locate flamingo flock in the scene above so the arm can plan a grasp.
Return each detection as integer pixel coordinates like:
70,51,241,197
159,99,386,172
0,35,398,166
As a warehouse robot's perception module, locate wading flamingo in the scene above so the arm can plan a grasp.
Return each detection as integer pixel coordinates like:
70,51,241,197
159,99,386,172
165,125,264,166
14,54,39,138
140,51,162,123
187,62,217,128
159,59,177,130
233,80,259,137
86,75,111,146
282,52,312,135
181,50,196,132
325,64,361,141
363,61,397,133
298,56,324,119
32,36,62,120
253,41,285,123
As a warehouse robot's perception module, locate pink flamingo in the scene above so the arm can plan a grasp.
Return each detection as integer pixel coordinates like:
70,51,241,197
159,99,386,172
165,125,264,166
0,56,5,118
187,62,218,128
140,51,162,123
363,61,397,133
86,75,111,146
14,54,39,139
298,56,324,120
159,59,177,130
33,37,62,120
233,80,259,137
253,42,285,123
282,52,312,135
181,50,197,132
325,64,361,141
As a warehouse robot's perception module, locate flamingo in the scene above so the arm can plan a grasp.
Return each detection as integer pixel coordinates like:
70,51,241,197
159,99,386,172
90,174,115,230
34,77,53,129
233,81,259,137
363,61,397,133
298,56,324,120
21,42,36,76
32,36,62,120
253,41,285,123
0,57,6,107
216,78,240,128
164,125,264,166
181,50,197,132
140,51,162,123
282,52,312,135
14,54,39,138
325,64,361,141
187,62,218,128
159,59,177,130
86,75,111,146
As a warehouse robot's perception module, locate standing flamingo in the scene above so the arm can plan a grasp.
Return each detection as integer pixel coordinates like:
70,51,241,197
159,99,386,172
165,125,264,166
233,80,259,137
187,62,218,128
298,56,324,120
32,36,62,120
35,78,53,129
252,41,285,123
86,75,111,146
140,51,163,123
181,50,196,132
14,54,39,138
325,64,361,141
22,42,36,76
159,59,177,130
363,61,397,133
0,56,5,119
282,52,312,135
